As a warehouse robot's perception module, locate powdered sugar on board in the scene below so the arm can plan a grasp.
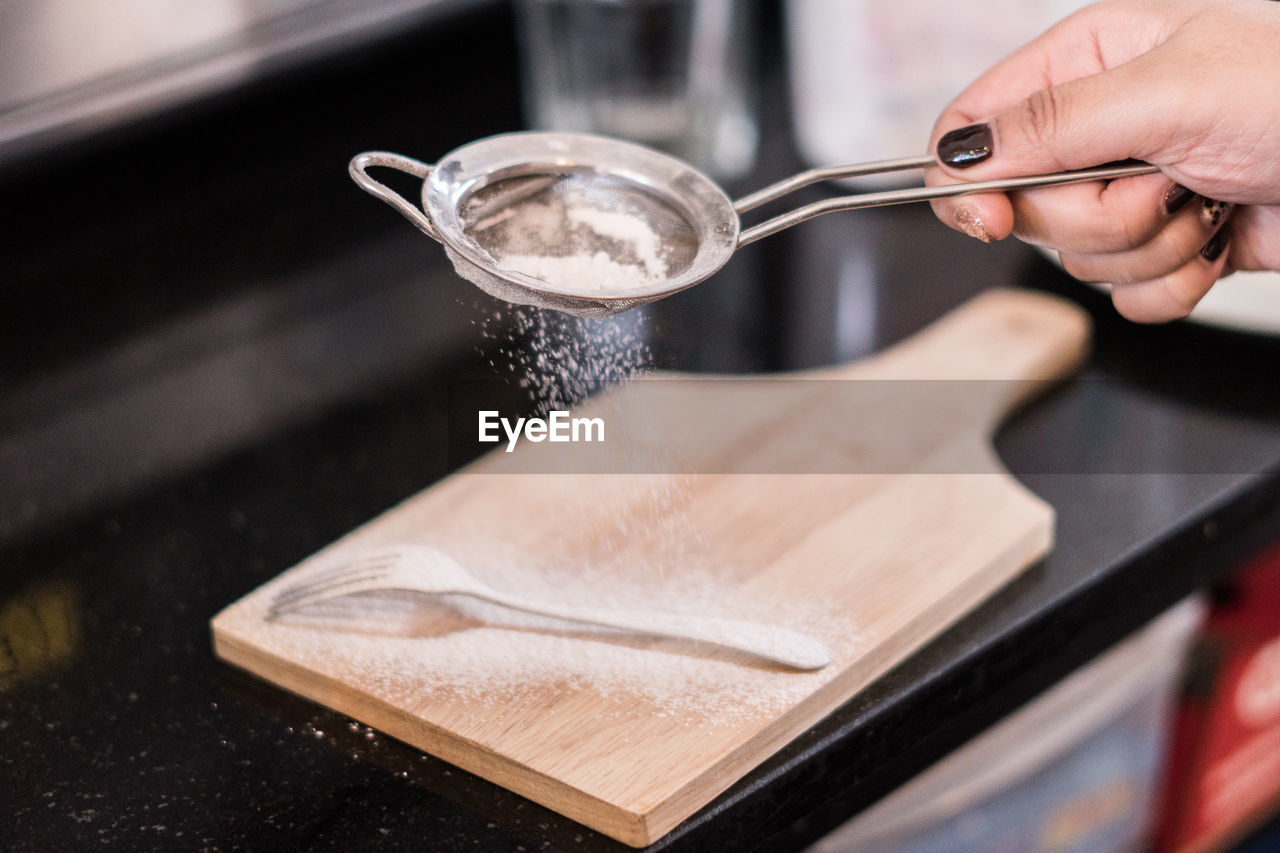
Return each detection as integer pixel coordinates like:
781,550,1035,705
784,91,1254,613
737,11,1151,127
216,560,854,728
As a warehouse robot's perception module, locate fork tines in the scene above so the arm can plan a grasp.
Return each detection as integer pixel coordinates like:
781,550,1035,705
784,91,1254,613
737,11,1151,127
266,551,403,618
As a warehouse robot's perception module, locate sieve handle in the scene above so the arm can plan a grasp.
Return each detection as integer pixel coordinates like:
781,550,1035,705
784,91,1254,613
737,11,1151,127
348,152,442,242
733,157,1160,247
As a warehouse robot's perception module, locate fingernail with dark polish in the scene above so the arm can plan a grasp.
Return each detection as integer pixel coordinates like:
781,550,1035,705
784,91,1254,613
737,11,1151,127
937,123,993,168
1162,183,1195,215
1201,229,1229,262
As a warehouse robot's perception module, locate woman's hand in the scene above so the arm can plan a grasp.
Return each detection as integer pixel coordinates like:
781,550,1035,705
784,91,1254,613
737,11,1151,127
927,0,1280,321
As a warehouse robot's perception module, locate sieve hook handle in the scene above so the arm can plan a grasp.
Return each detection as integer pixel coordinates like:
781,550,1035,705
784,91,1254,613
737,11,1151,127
732,155,1160,247
349,152,442,242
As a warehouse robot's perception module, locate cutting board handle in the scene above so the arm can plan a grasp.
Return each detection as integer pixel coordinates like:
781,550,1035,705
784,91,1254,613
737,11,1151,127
865,288,1090,380
824,288,1091,433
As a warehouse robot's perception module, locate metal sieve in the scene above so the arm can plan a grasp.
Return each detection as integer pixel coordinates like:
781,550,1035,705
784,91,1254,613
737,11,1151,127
350,131,1157,318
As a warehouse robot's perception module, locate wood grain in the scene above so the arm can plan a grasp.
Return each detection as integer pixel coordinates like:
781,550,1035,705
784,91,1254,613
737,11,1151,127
212,288,1091,846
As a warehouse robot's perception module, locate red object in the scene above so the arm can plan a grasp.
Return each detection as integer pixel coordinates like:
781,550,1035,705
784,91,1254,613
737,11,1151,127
1154,545,1280,852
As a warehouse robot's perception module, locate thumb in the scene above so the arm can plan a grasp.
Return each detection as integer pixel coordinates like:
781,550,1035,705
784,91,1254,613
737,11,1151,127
934,53,1177,179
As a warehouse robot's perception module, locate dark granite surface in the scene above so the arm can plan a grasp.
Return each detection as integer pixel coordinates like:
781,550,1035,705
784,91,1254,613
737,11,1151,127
3,3,1280,851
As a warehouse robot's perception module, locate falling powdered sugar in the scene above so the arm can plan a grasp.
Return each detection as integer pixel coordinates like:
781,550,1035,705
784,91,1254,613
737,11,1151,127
477,303,654,415
473,304,703,563
376,286,841,725
214,296,859,744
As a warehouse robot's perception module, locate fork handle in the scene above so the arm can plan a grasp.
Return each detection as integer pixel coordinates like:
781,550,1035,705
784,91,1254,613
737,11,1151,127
475,591,830,671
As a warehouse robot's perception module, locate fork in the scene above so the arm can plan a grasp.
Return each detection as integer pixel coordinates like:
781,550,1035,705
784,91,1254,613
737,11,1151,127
267,544,830,670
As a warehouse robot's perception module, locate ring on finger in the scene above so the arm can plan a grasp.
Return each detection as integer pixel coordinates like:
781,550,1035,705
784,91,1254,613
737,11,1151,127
1200,199,1232,229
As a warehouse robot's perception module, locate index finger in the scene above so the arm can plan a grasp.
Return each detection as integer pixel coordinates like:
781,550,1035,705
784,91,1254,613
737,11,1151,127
930,1,1174,140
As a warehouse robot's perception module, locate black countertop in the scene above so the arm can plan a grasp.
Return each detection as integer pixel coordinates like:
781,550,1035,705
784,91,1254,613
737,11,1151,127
4,4,1280,851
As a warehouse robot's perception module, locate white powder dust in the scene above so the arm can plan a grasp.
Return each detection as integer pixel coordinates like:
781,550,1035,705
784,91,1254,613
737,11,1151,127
474,185,675,294
470,296,726,583
383,273,855,726
566,205,667,281
498,250,653,293
477,304,654,415
243,569,852,726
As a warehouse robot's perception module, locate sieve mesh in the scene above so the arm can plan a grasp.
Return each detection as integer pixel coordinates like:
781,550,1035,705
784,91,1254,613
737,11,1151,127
442,244,657,318
455,171,700,300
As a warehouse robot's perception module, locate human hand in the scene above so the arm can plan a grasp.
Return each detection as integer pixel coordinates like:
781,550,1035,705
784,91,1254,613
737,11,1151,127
927,0,1280,322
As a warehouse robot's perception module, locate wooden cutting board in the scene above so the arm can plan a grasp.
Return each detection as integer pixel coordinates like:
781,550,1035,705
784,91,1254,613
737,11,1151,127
212,288,1090,847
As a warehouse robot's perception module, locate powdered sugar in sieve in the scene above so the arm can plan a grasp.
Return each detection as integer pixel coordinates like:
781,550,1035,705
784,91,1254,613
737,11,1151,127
459,172,699,293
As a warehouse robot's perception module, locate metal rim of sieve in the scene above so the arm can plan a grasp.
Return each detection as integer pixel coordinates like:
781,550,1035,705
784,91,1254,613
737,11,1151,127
349,132,738,316
350,133,1161,316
